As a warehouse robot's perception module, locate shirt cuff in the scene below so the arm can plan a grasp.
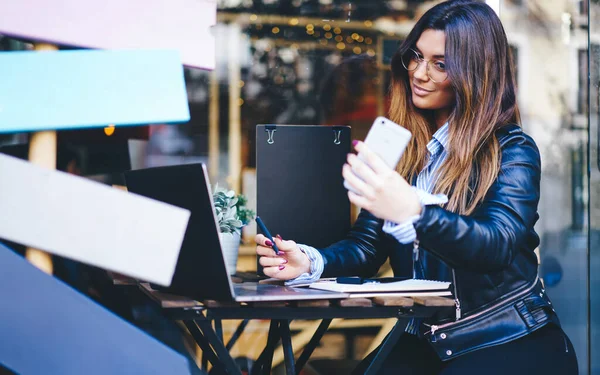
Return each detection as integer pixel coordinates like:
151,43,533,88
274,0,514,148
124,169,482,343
382,188,448,244
284,244,325,286
382,216,420,244
413,187,448,205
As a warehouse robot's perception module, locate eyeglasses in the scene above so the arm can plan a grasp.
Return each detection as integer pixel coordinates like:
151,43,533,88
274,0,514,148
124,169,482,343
401,49,448,83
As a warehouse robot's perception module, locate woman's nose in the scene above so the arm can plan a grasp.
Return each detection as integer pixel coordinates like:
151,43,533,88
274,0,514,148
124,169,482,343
413,61,429,81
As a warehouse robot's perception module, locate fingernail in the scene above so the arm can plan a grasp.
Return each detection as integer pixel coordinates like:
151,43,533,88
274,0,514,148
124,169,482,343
352,140,359,146
276,234,282,240
265,239,273,247
281,258,288,264
278,265,286,270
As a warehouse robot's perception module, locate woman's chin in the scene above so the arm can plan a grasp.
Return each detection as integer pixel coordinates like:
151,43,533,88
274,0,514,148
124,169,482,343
412,95,433,110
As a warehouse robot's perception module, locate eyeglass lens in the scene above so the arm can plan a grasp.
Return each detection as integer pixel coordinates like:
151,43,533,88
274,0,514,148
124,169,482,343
401,50,448,83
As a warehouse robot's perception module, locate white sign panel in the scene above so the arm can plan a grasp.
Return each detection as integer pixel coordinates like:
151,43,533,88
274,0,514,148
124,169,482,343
0,0,216,70
0,154,190,286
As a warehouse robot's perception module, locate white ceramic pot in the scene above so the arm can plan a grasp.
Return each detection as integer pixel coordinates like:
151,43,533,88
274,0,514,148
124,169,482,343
219,232,241,275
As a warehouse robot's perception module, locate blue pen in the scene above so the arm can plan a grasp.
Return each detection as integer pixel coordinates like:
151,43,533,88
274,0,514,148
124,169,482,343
255,216,280,254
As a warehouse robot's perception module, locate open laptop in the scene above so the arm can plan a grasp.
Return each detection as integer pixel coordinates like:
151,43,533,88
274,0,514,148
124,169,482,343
123,163,349,302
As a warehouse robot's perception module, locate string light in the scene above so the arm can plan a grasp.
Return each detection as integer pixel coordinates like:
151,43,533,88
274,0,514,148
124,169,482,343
325,32,333,39
336,42,345,50
335,35,343,42
104,124,115,136
250,14,258,21
272,26,280,34
333,27,342,34
323,24,331,31
289,18,299,25
353,46,362,54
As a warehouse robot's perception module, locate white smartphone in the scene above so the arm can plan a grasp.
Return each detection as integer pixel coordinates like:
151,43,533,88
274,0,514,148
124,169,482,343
344,116,412,194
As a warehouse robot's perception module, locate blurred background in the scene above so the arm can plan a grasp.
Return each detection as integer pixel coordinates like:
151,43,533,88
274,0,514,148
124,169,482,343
0,0,598,373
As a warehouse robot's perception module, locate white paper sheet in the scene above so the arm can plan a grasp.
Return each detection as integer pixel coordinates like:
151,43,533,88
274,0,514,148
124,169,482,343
309,278,452,294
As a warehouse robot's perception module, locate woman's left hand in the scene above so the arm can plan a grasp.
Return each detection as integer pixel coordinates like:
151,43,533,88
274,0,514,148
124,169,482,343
343,141,422,223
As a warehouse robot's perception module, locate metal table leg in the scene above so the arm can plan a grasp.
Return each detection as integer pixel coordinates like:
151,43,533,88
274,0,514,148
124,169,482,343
251,320,281,375
196,319,243,375
214,319,224,343
203,310,213,370
226,319,250,351
202,355,208,371
295,319,333,375
183,321,222,373
279,320,295,375
363,319,405,375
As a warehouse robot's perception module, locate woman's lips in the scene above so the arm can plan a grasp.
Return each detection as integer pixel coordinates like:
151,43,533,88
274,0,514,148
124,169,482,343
412,83,433,96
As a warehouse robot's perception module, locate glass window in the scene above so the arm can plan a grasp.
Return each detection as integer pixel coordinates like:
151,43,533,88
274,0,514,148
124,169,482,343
1,1,596,370
589,3,600,374
499,1,592,373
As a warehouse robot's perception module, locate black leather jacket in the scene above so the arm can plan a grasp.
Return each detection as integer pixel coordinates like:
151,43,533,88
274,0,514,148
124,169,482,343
318,124,548,326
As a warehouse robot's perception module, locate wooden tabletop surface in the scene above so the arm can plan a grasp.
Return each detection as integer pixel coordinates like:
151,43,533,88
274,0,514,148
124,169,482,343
137,282,455,310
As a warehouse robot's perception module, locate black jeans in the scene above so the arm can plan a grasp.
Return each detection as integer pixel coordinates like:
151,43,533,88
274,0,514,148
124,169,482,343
352,324,578,375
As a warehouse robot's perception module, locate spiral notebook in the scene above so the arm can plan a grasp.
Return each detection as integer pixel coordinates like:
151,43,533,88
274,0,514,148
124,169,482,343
256,125,352,274
308,278,452,297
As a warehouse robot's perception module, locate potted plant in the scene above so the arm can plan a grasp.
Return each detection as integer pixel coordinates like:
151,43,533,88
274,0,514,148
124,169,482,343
212,185,255,275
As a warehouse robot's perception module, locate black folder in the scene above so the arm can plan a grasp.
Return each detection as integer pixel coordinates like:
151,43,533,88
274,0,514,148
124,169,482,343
256,125,351,273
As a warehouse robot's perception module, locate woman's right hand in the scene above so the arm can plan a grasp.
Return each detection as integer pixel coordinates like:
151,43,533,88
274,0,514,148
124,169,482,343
255,234,311,280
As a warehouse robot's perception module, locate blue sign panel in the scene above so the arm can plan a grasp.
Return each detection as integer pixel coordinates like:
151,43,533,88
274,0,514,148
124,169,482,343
0,244,191,374
0,49,189,133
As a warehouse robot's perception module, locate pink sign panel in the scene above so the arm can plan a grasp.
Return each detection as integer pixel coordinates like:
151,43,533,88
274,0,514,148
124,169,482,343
0,0,216,70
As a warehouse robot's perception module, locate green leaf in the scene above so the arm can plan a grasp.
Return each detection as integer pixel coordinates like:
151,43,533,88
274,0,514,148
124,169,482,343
212,187,254,234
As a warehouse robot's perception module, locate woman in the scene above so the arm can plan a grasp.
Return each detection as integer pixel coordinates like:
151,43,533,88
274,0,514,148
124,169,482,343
255,1,578,373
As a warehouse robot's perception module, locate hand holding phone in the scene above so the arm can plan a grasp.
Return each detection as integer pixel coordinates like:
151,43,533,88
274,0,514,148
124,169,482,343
344,117,412,194
342,117,421,223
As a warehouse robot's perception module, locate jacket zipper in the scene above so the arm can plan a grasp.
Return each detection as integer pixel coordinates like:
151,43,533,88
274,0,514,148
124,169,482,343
452,268,461,320
425,276,539,337
412,239,420,279
414,238,461,320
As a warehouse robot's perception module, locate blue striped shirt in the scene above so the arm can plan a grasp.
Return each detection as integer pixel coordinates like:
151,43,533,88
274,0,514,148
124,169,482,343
381,123,450,240
287,124,451,335
387,123,450,334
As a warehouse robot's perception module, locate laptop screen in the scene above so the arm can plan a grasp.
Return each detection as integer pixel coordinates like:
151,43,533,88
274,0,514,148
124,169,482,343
124,163,235,301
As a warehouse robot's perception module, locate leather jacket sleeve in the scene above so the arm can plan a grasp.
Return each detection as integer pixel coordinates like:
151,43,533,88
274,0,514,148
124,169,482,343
413,128,541,272
318,209,389,278
316,125,540,277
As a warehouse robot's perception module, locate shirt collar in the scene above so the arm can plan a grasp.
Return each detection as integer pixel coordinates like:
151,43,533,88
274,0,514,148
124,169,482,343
427,122,450,157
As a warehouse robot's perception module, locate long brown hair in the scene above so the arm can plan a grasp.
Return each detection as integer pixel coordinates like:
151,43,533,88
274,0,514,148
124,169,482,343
389,0,520,215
